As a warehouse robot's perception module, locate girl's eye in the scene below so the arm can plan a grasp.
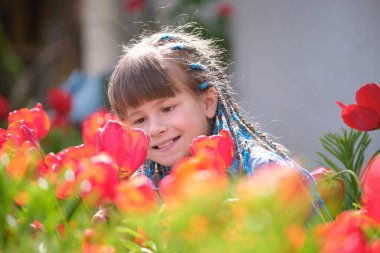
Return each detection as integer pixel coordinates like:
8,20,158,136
162,105,175,113
133,117,146,125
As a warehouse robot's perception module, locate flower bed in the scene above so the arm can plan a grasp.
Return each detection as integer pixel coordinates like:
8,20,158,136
0,83,379,252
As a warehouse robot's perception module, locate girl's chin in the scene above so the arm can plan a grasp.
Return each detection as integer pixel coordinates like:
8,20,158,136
149,152,190,167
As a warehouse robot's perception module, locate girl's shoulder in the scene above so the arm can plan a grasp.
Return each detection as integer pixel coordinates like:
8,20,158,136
248,146,292,174
228,144,296,177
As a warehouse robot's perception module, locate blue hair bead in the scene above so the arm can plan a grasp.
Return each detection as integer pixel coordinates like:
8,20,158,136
199,82,209,91
172,44,185,50
190,63,206,71
161,34,170,40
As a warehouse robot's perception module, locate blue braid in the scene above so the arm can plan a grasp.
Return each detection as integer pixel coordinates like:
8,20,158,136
212,88,332,221
190,63,207,71
296,166,333,222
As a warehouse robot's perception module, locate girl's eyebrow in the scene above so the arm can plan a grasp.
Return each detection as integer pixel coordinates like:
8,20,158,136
126,98,171,119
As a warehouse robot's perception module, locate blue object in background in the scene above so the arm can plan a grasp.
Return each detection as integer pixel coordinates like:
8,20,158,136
63,70,105,123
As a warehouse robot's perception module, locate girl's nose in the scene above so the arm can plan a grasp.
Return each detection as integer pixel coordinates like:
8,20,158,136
148,117,167,137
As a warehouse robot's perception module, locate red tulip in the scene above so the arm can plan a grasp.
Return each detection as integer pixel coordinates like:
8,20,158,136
8,103,50,139
189,129,234,172
314,210,376,253
48,87,73,128
115,175,157,214
6,141,44,180
30,220,44,232
7,121,40,148
361,155,380,224
0,122,40,161
96,120,149,178
122,0,145,12
47,87,72,115
337,83,380,131
44,144,96,199
76,154,119,206
14,191,29,206
159,131,233,207
311,167,345,218
236,164,311,221
0,94,10,121
81,109,118,147
217,3,234,17
62,143,97,161
44,144,96,177
159,152,228,208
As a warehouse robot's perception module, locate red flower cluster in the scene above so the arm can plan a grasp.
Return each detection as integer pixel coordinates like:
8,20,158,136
44,118,151,207
1,104,155,210
337,83,380,131
2,106,237,211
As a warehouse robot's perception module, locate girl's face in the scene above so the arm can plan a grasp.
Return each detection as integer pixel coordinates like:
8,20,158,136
125,87,217,167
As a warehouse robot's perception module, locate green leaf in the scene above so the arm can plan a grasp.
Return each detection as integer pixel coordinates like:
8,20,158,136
119,238,144,251
117,227,142,238
316,152,341,172
317,128,373,210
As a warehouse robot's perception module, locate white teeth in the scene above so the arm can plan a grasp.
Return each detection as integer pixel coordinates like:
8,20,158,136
157,139,174,149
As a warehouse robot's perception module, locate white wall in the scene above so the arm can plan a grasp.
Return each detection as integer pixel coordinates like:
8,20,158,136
232,0,380,169
81,0,121,76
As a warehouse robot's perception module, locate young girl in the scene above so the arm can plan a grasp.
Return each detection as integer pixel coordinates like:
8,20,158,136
107,25,328,219
109,26,294,178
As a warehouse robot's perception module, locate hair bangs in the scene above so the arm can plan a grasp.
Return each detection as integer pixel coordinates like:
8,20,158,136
109,51,180,119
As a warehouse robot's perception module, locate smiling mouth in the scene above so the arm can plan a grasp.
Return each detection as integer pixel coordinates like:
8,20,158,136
153,136,180,150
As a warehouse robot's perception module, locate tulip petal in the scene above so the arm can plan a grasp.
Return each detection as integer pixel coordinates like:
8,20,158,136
361,155,380,224
189,129,234,172
8,103,50,139
82,110,118,146
97,120,149,177
338,103,380,131
77,154,119,206
115,175,157,214
356,83,380,117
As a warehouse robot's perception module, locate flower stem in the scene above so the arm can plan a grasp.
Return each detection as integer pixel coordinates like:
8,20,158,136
332,169,362,204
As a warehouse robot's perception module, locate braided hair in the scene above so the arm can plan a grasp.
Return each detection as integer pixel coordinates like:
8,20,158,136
108,25,288,183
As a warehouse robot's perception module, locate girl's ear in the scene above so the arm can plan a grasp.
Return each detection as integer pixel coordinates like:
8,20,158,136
202,87,218,119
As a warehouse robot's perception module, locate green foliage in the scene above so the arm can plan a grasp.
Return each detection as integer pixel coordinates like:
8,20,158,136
317,129,375,209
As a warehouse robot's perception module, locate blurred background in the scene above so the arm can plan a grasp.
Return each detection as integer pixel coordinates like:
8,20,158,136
0,0,379,169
